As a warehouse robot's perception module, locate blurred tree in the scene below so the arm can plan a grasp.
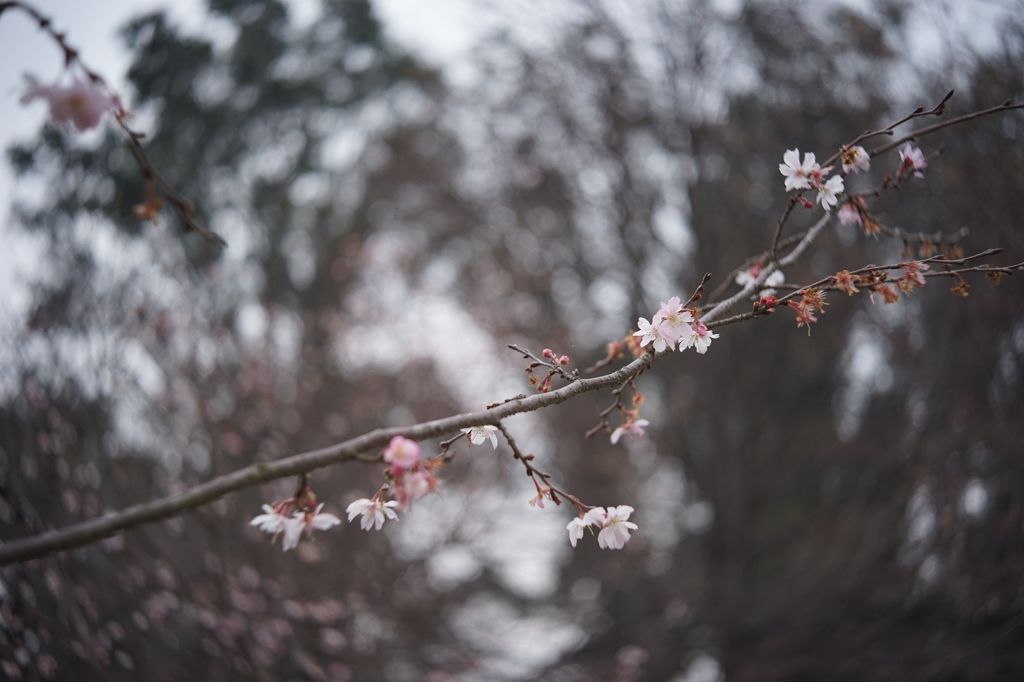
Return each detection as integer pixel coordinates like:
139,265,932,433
1,0,1022,680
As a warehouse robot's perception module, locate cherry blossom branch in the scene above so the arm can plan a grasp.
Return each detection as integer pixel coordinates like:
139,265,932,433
702,211,832,324
768,95,1021,269
707,232,806,303
705,250,1021,330
0,349,658,566
0,0,226,246
772,248,1007,305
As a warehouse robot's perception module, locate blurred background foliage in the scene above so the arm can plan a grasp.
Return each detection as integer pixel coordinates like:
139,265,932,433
1,0,1023,679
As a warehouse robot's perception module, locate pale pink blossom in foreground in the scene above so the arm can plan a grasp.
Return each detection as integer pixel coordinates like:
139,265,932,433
21,74,117,131
250,504,289,537
461,425,499,449
589,506,639,550
566,513,596,548
816,175,845,208
898,144,928,178
837,203,862,226
841,145,870,174
282,504,341,551
634,317,668,353
382,436,421,471
652,297,694,345
610,419,650,444
346,498,399,531
392,468,438,510
688,319,720,355
529,488,554,509
779,149,817,191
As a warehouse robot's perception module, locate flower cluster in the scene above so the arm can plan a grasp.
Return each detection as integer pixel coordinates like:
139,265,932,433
250,494,341,552
779,148,853,208
567,506,638,550
253,436,443,545
343,436,441,532
847,263,932,306
21,73,118,132
634,296,718,355
381,436,440,510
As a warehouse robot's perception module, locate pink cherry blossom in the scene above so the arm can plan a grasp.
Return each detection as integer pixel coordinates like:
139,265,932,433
461,425,499,449
898,144,928,178
837,203,862,226
382,436,421,471
610,419,650,444
687,319,719,354
653,297,695,346
529,488,554,509
391,468,438,510
346,498,399,531
281,504,341,551
634,317,668,353
21,74,118,132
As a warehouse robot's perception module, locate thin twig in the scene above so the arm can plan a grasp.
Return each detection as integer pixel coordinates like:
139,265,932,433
870,101,1024,158
496,422,587,513
821,90,957,168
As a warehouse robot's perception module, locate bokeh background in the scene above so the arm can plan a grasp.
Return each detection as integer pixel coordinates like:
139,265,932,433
1,0,1023,680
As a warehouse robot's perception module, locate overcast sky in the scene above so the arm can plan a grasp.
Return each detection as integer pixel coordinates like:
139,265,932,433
0,0,493,219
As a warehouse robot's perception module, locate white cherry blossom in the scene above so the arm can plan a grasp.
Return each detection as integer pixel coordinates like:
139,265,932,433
566,514,595,548
346,498,399,531
282,504,341,551
816,175,844,208
250,504,289,537
779,149,817,191
841,145,870,174
634,317,668,353
461,425,499,449
590,506,639,550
